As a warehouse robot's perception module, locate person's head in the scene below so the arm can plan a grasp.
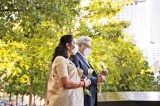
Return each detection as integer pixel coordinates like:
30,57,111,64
51,35,78,62
76,36,91,57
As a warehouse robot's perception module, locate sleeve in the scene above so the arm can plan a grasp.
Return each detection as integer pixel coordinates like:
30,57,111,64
54,56,68,78
90,76,98,85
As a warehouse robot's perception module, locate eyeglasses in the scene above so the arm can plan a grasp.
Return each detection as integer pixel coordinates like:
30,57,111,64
81,43,91,49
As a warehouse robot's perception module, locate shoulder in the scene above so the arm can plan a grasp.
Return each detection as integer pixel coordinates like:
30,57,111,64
76,52,81,56
70,54,80,61
75,52,82,59
55,56,65,60
54,56,68,63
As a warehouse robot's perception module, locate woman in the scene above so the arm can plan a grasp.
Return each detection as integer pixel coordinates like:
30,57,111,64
45,35,91,106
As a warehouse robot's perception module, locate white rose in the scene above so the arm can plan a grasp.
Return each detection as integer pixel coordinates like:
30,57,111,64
88,68,93,76
100,62,104,67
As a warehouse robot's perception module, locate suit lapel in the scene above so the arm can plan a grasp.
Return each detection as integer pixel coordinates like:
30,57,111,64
77,52,97,76
77,52,91,68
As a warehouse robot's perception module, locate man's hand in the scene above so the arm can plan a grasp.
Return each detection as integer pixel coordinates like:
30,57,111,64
98,75,106,83
100,70,108,76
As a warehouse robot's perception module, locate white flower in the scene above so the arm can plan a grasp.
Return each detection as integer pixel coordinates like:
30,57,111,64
100,62,104,67
88,68,93,76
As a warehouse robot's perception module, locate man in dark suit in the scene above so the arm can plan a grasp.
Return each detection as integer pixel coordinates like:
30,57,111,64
70,36,107,106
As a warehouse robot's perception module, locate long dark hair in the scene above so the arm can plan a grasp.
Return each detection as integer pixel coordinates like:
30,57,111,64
51,35,74,62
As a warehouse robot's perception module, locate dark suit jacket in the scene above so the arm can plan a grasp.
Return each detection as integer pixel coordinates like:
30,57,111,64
70,52,98,106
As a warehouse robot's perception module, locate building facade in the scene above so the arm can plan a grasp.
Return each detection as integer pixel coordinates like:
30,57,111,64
117,0,160,67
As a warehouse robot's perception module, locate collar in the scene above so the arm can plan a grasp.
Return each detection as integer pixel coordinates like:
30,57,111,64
78,51,86,59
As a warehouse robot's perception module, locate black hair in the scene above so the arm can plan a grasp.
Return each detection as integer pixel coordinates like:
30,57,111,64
51,35,74,62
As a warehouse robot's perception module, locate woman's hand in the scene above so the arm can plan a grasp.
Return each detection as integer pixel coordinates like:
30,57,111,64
82,78,92,96
83,78,91,87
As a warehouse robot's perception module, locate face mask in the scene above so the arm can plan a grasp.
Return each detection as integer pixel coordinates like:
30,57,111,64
84,48,91,56
71,44,78,55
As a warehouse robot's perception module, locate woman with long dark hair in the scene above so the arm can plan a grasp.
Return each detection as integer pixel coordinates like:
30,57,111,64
46,35,91,106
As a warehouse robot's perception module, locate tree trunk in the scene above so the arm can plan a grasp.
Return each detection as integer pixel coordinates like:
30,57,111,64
21,94,24,104
16,95,18,106
29,79,33,106
9,93,12,105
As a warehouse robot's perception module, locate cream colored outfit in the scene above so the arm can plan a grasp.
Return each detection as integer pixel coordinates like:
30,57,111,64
46,56,83,106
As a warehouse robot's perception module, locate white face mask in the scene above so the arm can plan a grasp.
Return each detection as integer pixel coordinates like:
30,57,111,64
71,44,78,55
84,48,91,56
